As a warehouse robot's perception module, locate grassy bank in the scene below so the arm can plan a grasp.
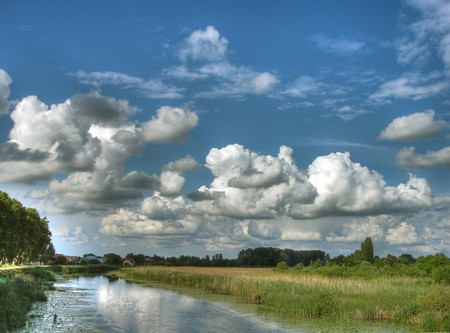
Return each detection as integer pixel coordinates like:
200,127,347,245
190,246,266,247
114,266,450,332
0,267,57,332
56,264,119,275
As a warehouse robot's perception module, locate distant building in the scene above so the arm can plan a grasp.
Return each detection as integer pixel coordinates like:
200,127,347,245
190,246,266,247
119,258,135,267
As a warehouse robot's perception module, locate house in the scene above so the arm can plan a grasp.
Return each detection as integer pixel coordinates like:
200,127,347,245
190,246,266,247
119,258,135,267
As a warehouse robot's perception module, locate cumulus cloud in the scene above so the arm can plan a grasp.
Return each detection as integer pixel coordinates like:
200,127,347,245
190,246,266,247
52,226,90,245
397,146,450,168
386,222,418,245
0,69,12,114
289,152,436,218
71,71,183,99
141,106,199,143
326,218,384,242
378,110,447,141
179,26,228,62
97,144,447,253
0,90,199,211
163,156,201,172
100,201,200,237
159,171,186,196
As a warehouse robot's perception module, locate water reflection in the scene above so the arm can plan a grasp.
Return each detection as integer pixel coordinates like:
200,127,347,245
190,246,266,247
20,276,301,333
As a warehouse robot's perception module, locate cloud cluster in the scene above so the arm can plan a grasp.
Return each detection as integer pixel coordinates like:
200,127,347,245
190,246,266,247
166,26,279,98
0,69,11,114
379,110,450,169
0,90,199,211
100,144,441,245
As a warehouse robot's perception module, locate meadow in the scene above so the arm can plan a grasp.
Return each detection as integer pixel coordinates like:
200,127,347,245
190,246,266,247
114,266,450,332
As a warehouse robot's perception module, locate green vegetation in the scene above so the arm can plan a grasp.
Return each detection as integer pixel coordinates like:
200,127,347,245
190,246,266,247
57,264,119,275
114,265,450,332
0,267,56,332
0,191,54,265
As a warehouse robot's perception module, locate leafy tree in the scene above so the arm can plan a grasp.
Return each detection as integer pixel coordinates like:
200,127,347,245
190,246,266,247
104,253,121,265
360,237,374,263
398,253,415,265
0,191,53,265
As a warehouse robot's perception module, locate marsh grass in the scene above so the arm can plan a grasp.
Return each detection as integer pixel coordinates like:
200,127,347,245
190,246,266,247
0,267,56,331
115,266,450,331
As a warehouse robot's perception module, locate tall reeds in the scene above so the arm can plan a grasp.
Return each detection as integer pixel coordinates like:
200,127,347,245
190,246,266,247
115,266,450,331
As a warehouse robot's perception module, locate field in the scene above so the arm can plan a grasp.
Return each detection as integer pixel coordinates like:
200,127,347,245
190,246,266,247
114,266,450,332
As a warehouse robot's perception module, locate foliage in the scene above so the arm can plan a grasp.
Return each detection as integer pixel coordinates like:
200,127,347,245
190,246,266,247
0,191,54,265
275,261,289,271
104,253,122,265
0,267,55,331
237,247,327,267
360,237,374,263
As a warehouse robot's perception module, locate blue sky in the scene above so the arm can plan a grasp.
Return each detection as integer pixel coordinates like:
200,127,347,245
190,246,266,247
1,0,449,258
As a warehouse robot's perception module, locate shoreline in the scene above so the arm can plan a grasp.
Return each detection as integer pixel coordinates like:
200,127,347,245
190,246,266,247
110,266,424,332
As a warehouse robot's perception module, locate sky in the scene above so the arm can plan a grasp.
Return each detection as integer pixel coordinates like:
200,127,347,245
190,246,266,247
0,0,449,258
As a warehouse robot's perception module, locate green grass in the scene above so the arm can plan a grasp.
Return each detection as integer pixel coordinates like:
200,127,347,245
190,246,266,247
113,266,450,332
0,267,56,332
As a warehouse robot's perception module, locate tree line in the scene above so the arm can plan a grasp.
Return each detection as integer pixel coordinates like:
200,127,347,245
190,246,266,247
0,191,54,265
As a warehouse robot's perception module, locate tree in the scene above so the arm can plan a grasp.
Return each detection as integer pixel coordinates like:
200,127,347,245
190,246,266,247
361,237,374,263
104,253,121,265
0,191,53,265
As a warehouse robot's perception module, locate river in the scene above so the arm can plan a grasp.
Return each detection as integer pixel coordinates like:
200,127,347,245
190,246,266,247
17,275,303,333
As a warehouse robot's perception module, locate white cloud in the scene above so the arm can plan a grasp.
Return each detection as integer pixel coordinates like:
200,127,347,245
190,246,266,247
370,73,449,101
141,106,199,143
378,110,447,141
159,170,186,196
167,28,279,98
386,222,418,245
179,26,228,62
326,219,384,242
52,225,90,245
310,35,366,55
399,0,450,70
397,146,450,168
163,156,201,172
0,91,200,211
100,205,200,237
283,76,322,98
0,69,12,114
289,152,436,218
71,71,183,99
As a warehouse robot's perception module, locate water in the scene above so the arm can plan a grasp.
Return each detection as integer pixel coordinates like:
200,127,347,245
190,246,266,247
18,276,303,333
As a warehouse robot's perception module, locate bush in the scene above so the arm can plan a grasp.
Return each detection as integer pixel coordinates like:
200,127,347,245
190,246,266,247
275,261,289,271
431,265,450,284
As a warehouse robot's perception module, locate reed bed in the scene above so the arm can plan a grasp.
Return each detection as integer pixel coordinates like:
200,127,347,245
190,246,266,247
114,266,450,331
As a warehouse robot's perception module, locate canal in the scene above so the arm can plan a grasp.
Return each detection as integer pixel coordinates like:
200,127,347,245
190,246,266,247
18,275,303,333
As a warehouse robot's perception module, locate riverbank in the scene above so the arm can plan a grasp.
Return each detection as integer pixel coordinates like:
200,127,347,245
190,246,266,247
112,266,450,332
0,266,57,332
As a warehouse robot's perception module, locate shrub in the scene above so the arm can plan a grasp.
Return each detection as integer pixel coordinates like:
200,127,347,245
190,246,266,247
276,261,289,271
431,265,450,284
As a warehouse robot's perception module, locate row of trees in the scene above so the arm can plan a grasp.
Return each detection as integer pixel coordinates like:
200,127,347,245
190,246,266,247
0,191,54,265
